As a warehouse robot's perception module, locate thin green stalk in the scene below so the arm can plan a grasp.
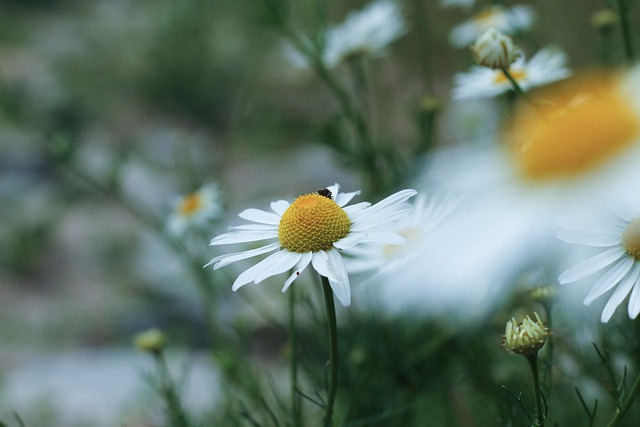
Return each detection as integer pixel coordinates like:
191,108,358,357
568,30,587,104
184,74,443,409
542,307,554,398
412,0,434,94
289,284,302,427
500,68,547,120
527,354,545,427
155,352,192,427
615,0,635,63
605,371,640,427
320,275,339,427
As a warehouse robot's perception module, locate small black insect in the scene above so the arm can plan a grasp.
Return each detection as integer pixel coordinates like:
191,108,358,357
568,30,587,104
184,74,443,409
316,188,333,199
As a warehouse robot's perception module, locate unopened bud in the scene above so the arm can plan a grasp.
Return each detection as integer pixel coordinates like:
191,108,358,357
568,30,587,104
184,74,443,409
472,28,519,70
503,312,551,356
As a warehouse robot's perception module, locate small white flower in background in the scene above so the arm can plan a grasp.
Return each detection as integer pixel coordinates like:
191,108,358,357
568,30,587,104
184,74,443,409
206,184,417,307
439,0,475,9
322,0,408,68
452,46,571,101
449,4,534,48
472,28,519,70
167,183,223,236
558,193,640,323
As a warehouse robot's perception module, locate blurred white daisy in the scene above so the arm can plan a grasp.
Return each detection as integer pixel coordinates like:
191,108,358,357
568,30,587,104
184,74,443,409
439,0,475,9
452,46,571,101
558,194,640,322
167,183,223,236
422,68,640,310
322,0,408,68
449,4,535,48
206,184,417,306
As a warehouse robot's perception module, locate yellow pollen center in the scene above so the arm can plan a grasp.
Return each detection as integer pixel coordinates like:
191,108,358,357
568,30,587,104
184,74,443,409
623,217,640,260
510,76,640,181
278,194,351,253
179,193,203,216
494,68,527,84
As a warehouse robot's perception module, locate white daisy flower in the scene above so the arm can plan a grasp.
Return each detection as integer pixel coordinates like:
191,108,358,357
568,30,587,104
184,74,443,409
439,0,475,9
558,194,640,323
206,184,417,307
452,46,571,101
322,0,408,68
167,183,223,236
422,67,640,309
449,4,535,48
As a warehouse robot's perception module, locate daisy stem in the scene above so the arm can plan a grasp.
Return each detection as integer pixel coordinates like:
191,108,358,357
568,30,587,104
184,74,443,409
527,353,545,426
289,284,302,427
500,68,547,121
605,370,640,427
320,275,339,427
615,0,635,64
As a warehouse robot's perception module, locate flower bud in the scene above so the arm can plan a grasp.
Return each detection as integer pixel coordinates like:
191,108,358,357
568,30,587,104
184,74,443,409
472,28,518,70
503,312,551,356
134,328,166,354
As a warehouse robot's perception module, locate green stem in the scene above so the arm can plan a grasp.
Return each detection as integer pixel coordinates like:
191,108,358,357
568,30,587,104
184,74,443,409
500,68,547,120
615,0,635,63
542,307,554,398
320,275,339,427
289,285,302,427
527,354,545,426
155,352,192,427
605,371,640,427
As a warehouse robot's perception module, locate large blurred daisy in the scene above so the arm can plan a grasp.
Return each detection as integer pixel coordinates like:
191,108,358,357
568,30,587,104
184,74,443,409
423,68,640,307
558,194,640,322
452,46,571,101
206,184,417,306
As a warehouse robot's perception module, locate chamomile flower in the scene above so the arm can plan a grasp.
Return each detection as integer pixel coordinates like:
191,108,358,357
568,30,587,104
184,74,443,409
322,0,408,68
424,68,640,309
449,4,535,48
558,194,640,322
453,46,571,101
206,184,417,307
167,183,223,236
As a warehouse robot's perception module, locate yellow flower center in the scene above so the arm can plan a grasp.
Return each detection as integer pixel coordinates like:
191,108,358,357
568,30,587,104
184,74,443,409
278,193,351,253
623,216,640,260
474,7,500,27
510,75,640,181
494,68,527,84
179,193,203,216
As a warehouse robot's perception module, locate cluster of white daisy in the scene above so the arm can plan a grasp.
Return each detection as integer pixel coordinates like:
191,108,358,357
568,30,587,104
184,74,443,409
204,0,640,326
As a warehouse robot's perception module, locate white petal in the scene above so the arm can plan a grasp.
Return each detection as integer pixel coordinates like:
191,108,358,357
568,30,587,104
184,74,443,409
343,202,371,216
205,242,280,269
326,249,351,306
238,208,281,225
583,256,634,305
311,251,337,281
351,205,414,231
326,183,340,197
271,200,290,216
210,230,278,245
627,267,640,318
556,228,622,247
601,263,640,322
333,233,367,250
232,250,287,291
359,231,406,245
335,190,361,207
253,251,302,284
558,247,625,284
282,252,313,293
353,190,417,221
